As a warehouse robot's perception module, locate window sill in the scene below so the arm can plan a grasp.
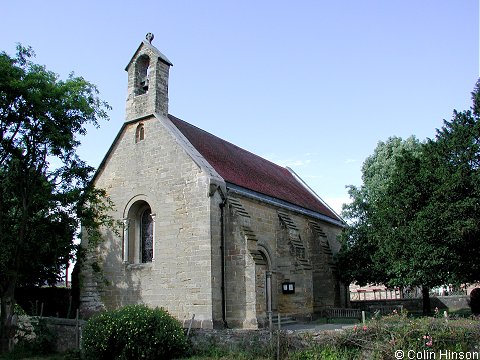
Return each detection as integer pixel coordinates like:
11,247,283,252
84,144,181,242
125,261,154,271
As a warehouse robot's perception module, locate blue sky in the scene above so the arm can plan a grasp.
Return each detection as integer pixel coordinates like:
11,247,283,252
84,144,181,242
1,1,478,214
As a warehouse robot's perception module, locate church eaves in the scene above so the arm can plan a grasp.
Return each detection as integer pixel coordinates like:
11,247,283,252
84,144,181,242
168,115,343,224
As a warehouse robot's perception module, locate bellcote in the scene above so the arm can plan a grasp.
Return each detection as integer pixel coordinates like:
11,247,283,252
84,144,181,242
125,33,173,121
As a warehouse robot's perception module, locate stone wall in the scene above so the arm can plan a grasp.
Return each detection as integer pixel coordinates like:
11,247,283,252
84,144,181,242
351,296,471,313
125,42,170,120
22,317,342,355
15,316,84,353
80,114,218,328
80,36,345,330
224,193,345,327
188,327,344,357
80,113,346,329
209,190,224,328
45,317,85,353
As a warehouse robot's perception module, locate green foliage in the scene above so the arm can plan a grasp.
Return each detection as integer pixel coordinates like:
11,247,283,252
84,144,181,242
12,318,55,357
338,312,480,359
0,44,113,352
183,316,480,359
288,314,480,360
82,304,188,360
13,303,26,316
0,44,111,288
62,349,82,360
290,344,359,360
338,136,425,287
338,79,480,293
469,288,480,315
187,331,275,360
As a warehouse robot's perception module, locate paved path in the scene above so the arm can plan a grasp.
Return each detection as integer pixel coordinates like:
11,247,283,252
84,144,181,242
281,323,357,331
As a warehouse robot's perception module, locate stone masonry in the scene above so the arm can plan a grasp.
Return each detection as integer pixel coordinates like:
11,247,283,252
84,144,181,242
82,114,218,328
224,193,345,328
79,34,346,329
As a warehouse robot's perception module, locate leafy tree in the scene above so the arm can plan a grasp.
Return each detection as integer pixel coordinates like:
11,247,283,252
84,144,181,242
338,81,480,314
0,45,113,352
372,145,446,313
338,136,424,287
426,83,480,283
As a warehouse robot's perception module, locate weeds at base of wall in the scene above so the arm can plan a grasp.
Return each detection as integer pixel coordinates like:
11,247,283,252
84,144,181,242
184,332,359,360
289,345,360,360
4,313,479,360
290,314,480,360
184,313,480,360
186,329,294,360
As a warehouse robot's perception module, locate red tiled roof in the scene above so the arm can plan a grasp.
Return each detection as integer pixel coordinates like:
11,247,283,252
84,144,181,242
169,115,340,222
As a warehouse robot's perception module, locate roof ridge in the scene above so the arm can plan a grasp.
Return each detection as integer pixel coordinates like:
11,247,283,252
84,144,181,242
167,114,290,173
167,114,341,222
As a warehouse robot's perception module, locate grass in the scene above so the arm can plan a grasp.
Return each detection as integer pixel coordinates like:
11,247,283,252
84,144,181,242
3,313,479,360
0,355,65,360
308,312,480,359
184,312,480,359
0,348,79,360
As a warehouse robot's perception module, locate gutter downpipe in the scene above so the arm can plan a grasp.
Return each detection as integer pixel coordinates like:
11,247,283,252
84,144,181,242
219,199,227,328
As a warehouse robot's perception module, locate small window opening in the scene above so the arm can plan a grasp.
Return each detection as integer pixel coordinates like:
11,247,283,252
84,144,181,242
135,123,145,143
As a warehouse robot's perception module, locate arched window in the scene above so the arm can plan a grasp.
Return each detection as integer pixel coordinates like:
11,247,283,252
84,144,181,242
140,208,154,263
135,55,150,95
123,200,155,264
135,123,145,143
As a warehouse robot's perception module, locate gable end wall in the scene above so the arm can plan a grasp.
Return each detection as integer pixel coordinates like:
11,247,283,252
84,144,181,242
80,115,216,328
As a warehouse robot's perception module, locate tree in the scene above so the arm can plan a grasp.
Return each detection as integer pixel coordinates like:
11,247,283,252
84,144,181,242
338,80,480,314
424,80,480,283
372,145,448,313
338,136,424,286
338,136,451,314
0,45,112,352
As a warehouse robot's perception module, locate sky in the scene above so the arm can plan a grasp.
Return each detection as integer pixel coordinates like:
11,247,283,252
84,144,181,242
1,0,478,215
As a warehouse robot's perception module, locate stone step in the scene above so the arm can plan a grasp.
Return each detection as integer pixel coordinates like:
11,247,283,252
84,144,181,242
270,315,297,327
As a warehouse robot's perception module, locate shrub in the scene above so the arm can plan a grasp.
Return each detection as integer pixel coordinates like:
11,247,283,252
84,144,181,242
469,288,480,315
12,317,56,357
82,304,187,360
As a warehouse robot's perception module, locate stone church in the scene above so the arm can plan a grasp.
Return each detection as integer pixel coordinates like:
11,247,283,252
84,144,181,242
80,34,347,329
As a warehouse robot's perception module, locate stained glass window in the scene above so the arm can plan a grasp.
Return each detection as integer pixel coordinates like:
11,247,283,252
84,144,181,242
141,208,153,263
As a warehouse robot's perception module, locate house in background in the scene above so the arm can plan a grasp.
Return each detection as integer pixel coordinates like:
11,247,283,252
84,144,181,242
80,34,346,329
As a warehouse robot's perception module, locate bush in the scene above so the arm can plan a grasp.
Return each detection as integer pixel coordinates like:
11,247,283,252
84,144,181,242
469,288,480,315
82,304,187,360
12,317,56,357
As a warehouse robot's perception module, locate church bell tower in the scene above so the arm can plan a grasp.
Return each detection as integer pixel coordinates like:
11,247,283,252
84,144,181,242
125,33,173,121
